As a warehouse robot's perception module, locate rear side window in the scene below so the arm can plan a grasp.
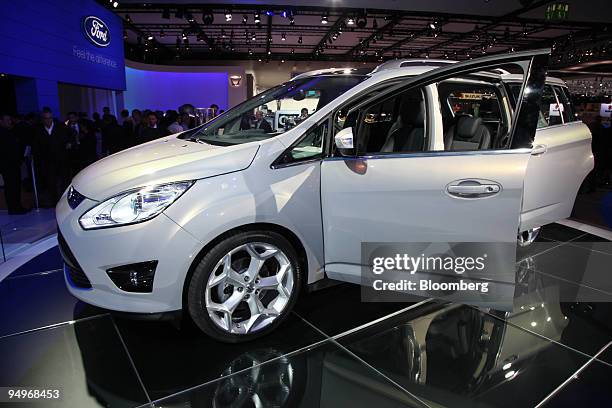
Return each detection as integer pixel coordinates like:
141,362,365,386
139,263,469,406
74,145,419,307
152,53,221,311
553,86,577,123
539,85,563,128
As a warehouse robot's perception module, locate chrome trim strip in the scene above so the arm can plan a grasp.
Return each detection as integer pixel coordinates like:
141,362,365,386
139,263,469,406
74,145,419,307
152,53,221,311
323,148,532,161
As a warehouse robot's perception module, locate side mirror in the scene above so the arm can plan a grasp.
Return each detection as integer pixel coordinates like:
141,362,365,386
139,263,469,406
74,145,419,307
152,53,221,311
334,127,355,156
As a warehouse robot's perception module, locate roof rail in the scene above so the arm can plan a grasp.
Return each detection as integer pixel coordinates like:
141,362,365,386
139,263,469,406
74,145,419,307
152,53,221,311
371,59,457,74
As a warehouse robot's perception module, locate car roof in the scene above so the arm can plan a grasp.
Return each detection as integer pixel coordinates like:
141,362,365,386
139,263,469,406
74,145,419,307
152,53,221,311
290,59,565,86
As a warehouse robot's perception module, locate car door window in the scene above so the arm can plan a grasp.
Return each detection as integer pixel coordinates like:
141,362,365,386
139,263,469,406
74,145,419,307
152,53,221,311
553,85,576,123
354,87,427,154
539,85,563,127
438,80,506,150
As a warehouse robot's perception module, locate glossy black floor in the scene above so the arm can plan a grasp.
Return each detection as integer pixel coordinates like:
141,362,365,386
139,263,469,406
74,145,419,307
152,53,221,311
1,223,612,407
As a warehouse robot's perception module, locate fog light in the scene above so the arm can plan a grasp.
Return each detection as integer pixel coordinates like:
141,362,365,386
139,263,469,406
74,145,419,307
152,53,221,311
106,261,158,293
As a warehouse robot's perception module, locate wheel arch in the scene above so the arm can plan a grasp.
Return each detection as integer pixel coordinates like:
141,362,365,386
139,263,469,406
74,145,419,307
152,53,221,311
181,222,309,310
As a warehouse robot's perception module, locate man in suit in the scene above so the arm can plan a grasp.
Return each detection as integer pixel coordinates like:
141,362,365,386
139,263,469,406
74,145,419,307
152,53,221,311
253,110,273,133
34,109,72,207
66,111,96,173
0,113,28,214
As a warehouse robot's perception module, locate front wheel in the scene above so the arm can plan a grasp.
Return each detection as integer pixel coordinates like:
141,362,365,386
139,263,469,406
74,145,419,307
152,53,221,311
187,231,302,343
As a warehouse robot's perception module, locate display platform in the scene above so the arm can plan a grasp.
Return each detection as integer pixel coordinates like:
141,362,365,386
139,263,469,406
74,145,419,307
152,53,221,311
0,223,611,407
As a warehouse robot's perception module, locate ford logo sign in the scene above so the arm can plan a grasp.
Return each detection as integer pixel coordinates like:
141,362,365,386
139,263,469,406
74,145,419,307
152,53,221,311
82,16,111,47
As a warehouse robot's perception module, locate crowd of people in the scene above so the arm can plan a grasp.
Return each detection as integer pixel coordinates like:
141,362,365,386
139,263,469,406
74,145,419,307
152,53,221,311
0,104,222,214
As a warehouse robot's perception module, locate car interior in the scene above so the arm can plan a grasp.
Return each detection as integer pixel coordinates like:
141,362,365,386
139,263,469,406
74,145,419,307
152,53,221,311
437,80,509,151
355,88,427,154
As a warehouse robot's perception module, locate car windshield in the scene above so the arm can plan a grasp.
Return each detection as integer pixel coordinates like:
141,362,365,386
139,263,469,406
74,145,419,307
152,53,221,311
181,74,366,146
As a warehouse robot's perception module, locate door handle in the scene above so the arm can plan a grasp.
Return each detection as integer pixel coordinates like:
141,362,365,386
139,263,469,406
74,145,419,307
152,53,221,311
446,181,501,198
531,144,547,156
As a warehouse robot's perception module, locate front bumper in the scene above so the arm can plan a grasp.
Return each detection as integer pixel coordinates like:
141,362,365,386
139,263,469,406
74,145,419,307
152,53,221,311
56,188,202,314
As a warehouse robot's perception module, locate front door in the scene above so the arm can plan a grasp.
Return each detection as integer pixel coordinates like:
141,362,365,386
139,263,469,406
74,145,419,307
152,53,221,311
320,50,550,283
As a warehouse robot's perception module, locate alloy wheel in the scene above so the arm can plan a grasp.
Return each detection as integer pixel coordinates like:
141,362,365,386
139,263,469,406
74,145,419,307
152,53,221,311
204,242,294,334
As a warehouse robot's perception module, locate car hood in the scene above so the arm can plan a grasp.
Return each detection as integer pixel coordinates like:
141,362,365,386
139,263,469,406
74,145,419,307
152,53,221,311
72,136,260,200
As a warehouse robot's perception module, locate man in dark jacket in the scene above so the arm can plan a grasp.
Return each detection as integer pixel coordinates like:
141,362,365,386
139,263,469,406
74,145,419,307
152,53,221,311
34,109,72,207
139,112,164,143
0,113,27,214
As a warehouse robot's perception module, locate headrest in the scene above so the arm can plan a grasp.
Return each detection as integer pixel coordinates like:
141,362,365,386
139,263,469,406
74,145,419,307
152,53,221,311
456,116,483,140
399,98,425,126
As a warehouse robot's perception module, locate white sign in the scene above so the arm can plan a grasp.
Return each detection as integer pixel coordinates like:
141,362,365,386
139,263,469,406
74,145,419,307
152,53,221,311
600,103,612,118
549,103,564,117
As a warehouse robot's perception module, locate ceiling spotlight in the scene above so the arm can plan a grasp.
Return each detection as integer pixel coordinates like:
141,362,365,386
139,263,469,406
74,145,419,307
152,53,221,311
281,10,288,18
147,33,154,41
281,33,286,41
112,1,118,7
254,12,261,24
291,48,295,54
265,10,274,16
185,12,195,23
202,11,214,25
252,33,257,41
125,14,132,23
347,17,355,25
321,15,328,25
242,15,248,24
181,31,187,40
123,30,128,40
225,10,232,22
289,16,295,25
196,33,204,42
429,21,437,30
248,48,253,55
298,36,303,44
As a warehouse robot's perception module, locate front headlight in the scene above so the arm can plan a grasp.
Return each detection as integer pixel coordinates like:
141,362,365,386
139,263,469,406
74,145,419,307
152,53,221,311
79,181,194,230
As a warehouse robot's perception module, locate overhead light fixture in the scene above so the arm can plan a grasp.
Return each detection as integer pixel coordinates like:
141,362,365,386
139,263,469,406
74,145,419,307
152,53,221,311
252,33,257,41
321,15,328,25
202,11,214,25
248,48,253,55
112,1,118,7
242,15,248,24
229,75,242,87
281,10,288,18
254,12,261,24
298,36,303,44
291,48,295,54
225,10,232,22
181,31,187,40
289,15,295,25
347,17,355,25
429,20,437,30
281,33,286,41
147,33,154,41
123,30,128,40
185,11,195,23
356,15,367,28
265,10,274,16
125,14,131,23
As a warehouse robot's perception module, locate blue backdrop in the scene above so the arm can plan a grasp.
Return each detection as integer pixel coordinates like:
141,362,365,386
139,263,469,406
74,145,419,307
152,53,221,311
124,67,228,112
0,0,125,91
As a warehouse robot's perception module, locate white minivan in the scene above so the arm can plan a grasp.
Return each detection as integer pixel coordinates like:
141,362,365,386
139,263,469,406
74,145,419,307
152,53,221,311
57,49,593,342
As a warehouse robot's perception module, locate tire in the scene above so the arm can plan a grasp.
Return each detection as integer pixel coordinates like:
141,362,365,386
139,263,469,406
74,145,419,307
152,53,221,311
187,230,302,343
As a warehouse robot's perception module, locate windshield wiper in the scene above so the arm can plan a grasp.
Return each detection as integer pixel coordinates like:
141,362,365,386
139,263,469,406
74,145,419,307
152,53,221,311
186,136,205,144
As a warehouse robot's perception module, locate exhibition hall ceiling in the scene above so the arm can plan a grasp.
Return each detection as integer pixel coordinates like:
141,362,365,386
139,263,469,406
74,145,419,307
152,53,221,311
102,1,611,69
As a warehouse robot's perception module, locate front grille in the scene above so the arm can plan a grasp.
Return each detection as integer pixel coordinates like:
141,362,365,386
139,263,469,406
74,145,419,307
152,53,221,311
67,186,86,209
58,230,92,289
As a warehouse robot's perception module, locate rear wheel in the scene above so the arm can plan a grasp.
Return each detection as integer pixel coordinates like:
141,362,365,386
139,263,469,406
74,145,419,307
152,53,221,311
187,231,302,343
518,227,541,247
